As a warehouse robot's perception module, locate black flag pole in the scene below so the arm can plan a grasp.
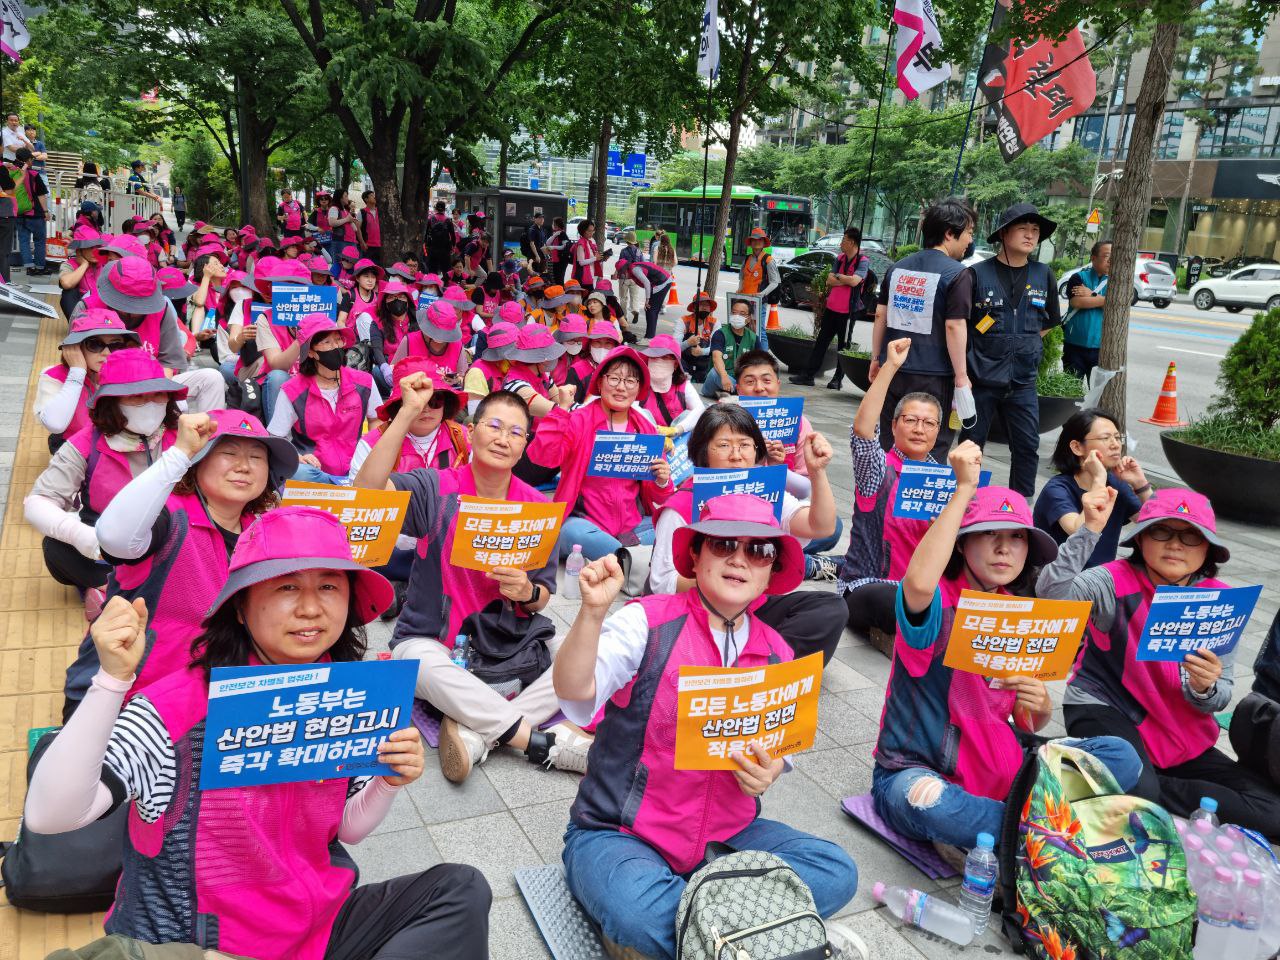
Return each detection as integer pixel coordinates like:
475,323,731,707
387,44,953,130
696,72,714,294
859,19,895,232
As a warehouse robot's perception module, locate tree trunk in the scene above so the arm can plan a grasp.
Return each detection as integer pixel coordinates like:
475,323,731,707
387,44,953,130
498,139,509,187
1099,18,1184,427
593,116,612,237
364,125,408,264
703,105,743,298
243,147,274,238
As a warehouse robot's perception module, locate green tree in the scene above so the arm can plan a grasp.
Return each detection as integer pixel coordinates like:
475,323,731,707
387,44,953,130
735,144,789,192
778,144,859,230
656,150,726,190
171,133,239,221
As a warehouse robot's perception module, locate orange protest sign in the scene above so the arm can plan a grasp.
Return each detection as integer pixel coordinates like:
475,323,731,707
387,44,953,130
282,481,411,567
448,496,567,572
674,653,823,771
943,590,1092,682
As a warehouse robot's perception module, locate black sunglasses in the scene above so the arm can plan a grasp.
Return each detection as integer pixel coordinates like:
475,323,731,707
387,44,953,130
703,536,781,569
81,337,130,354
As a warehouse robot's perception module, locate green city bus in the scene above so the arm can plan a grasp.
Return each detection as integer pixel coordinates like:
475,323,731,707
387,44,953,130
634,186,813,267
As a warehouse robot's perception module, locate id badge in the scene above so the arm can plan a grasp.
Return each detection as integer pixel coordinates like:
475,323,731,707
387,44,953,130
1030,296,1046,309
975,314,996,334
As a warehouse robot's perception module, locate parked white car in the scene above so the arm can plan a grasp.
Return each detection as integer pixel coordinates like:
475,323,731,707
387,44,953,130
1058,257,1177,309
1190,265,1280,313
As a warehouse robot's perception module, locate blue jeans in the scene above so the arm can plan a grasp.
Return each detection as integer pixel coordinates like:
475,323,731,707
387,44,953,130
558,516,654,561
871,735,1143,850
293,462,348,485
329,238,347,277
563,819,857,960
804,517,843,556
260,369,291,424
16,215,46,268
700,368,735,397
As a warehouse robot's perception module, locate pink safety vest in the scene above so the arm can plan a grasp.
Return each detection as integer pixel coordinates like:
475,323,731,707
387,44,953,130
67,426,175,517
570,591,792,872
399,331,464,378
362,208,380,247
1072,561,1227,768
233,301,296,382
571,238,598,286
848,448,930,582
281,199,304,233
347,290,380,333
106,664,352,960
281,368,373,476
466,358,506,396
642,384,687,427
363,424,467,473
43,365,95,439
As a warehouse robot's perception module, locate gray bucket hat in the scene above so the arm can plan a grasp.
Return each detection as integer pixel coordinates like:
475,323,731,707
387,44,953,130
67,236,106,253
96,258,166,315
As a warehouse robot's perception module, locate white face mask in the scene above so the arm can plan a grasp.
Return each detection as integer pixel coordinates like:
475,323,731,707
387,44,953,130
648,359,676,393
230,288,252,304
123,400,167,437
590,345,611,364
563,342,583,356
729,313,748,330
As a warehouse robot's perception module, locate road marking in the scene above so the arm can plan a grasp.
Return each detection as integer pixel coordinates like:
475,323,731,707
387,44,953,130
1132,322,1237,343
1157,345,1226,359
1131,308,1249,330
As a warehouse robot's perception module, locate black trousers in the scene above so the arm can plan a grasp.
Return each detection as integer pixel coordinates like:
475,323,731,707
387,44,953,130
43,536,108,591
643,288,666,339
876,370,955,464
1064,702,1280,842
842,581,897,636
175,211,186,229
960,380,1040,497
325,864,491,960
0,215,14,283
802,308,851,378
757,590,847,666
426,249,452,275
553,258,569,286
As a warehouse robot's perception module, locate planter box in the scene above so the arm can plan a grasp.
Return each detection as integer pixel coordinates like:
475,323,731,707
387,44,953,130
837,353,872,393
985,394,1081,444
769,332,835,375
1161,432,1280,526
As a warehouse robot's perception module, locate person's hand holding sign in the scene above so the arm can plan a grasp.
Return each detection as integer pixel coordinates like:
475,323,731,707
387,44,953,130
993,676,1053,732
489,566,535,604
580,554,625,612
175,412,218,459
1183,648,1223,695
377,727,426,787
91,596,149,683
1080,472,1118,534
649,457,671,488
731,741,785,797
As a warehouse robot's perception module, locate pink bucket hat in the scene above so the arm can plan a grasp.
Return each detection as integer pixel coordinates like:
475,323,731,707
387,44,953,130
511,323,565,364
376,356,463,421
89,347,188,408
640,334,683,362
205,506,394,624
381,278,415,299
339,245,360,263
586,320,623,344
418,272,443,290
588,345,649,400
442,284,472,312
61,308,141,348
214,268,251,295
303,253,333,277
1120,488,1229,563
296,314,356,357
352,258,385,281
554,313,590,341
499,301,525,325
958,486,1058,566
187,408,299,490
97,257,165,315
279,235,307,252
387,262,416,282
672,493,804,595
478,321,519,361
417,300,462,343
156,266,198,300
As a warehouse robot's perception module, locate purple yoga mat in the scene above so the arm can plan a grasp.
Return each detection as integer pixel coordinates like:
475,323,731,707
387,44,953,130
411,698,568,750
841,794,958,880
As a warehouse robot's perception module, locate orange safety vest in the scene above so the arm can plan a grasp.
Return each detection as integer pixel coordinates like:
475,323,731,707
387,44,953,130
739,253,770,295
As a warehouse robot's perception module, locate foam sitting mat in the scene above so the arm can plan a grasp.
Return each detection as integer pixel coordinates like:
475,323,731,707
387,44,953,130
840,793,959,880
515,864,617,960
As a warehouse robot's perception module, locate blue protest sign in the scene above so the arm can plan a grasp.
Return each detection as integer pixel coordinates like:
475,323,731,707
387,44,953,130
249,302,270,325
668,433,693,487
892,462,991,520
693,465,786,521
586,432,665,479
1136,584,1262,662
739,397,804,445
199,659,417,789
417,291,440,311
271,283,338,327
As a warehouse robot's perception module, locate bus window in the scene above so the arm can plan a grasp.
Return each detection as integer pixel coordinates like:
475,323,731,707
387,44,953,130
766,211,810,247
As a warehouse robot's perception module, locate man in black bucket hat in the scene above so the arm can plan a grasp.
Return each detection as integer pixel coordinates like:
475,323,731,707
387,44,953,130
960,202,1062,497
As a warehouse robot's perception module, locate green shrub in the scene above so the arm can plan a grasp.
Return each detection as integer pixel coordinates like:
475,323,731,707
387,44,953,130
809,264,830,311
779,324,813,339
840,347,871,359
1050,256,1077,278
890,243,920,259
1210,306,1280,431
1036,326,1084,397
1173,414,1280,461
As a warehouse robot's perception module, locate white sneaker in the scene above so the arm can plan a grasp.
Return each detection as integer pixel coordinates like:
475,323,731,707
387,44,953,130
543,723,592,774
438,716,488,783
824,920,869,960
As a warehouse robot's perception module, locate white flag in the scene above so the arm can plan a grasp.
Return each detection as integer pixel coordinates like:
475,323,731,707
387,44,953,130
893,0,950,100
696,0,719,79
0,0,28,63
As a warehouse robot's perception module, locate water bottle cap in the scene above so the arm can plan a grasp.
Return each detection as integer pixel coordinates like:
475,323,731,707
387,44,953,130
1244,869,1263,887
1214,866,1235,884
572,543,582,552
976,832,994,849
1183,834,1204,852
1215,836,1235,853
871,881,886,902
1199,850,1219,866
1201,797,1218,812
1231,852,1251,869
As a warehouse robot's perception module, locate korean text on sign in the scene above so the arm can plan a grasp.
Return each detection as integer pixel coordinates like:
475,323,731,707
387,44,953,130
892,462,991,520
738,397,803,446
271,284,339,326
417,292,439,311
692,465,786,521
674,653,823,771
1136,584,1262,662
586,432,665,479
885,269,940,335
943,590,1091,681
282,481,410,566
668,433,693,487
199,659,417,789
449,496,567,572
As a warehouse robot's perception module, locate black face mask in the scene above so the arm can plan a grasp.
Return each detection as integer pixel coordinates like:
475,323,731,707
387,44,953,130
316,347,345,372
387,299,409,317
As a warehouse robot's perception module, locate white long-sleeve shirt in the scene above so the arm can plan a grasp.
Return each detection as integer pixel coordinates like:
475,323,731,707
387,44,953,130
35,368,88,434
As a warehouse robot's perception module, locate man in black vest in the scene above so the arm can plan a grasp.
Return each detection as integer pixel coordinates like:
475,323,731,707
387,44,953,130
961,202,1061,496
870,196,976,462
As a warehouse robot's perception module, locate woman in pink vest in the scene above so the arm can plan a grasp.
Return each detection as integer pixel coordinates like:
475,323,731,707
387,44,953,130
461,321,518,415
36,309,140,450
501,323,571,422
393,299,467,385
871,442,1141,852
550,312,589,387
58,235,104,318
271,314,382,485
25,348,184,620
555,494,859,960
26,506,490,960
570,219,601,286
228,255,309,423
368,278,416,390
638,335,702,436
62,408,297,718
338,258,384,340
560,317,621,405
1040,486,1280,839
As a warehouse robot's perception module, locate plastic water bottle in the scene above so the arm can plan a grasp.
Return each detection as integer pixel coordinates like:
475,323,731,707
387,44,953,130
958,832,998,936
1190,796,1220,830
872,882,975,946
1229,869,1264,957
1189,849,1221,893
450,635,470,670
564,544,584,600
1254,865,1280,959
1195,867,1239,959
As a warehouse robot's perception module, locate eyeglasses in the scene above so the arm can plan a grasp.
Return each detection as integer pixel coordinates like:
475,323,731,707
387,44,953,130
1144,524,1207,548
704,536,780,568
709,440,757,457
479,417,527,441
897,415,941,430
603,374,640,389
80,337,130,354
1084,432,1126,445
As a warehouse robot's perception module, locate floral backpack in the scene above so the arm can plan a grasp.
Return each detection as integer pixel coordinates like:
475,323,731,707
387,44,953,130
997,741,1197,960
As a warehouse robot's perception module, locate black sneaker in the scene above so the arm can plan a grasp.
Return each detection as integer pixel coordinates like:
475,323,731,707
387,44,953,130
788,374,816,386
826,375,844,390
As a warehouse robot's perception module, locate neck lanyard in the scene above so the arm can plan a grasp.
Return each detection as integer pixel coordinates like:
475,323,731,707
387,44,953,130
697,588,750,667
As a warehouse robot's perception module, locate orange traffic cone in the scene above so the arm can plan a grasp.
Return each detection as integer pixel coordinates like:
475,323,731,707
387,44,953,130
667,283,680,306
766,303,780,330
1140,361,1189,427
